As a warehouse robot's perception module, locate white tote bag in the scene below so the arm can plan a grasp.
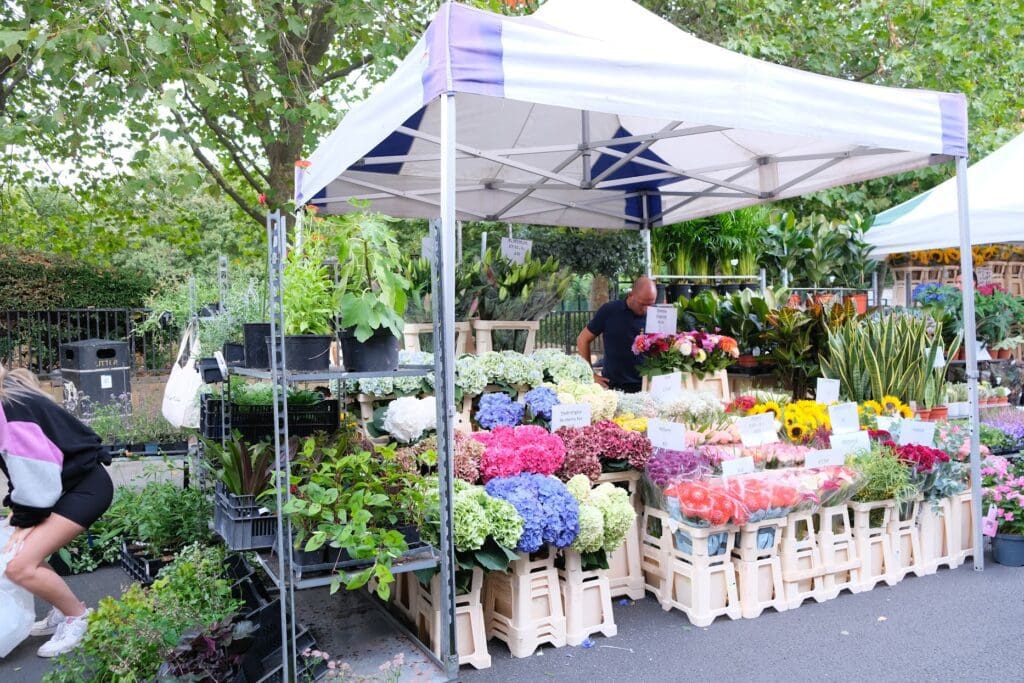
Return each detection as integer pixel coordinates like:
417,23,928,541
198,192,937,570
161,321,203,429
0,521,34,657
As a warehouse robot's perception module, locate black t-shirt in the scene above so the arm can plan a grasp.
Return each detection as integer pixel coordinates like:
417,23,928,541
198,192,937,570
586,298,645,387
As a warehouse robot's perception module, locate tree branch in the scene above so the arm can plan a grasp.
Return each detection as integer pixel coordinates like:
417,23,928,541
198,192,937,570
316,54,373,89
172,109,263,225
181,87,271,191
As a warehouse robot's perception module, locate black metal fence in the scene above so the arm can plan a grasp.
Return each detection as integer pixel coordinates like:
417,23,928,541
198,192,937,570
0,309,180,375
536,310,600,356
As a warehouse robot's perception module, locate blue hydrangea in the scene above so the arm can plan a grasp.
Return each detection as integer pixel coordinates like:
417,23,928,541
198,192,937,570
485,474,580,552
523,386,559,421
475,392,525,429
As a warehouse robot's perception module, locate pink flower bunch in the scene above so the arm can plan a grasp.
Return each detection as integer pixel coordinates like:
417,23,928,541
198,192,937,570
687,424,741,446
473,425,566,483
742,442,809,468
981,455,1024,536
632,331,739,378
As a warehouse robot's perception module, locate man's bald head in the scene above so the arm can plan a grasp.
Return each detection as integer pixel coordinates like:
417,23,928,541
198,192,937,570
626,276,658,316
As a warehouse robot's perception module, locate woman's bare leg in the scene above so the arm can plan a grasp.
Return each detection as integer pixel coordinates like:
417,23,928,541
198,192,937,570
4,514,87,617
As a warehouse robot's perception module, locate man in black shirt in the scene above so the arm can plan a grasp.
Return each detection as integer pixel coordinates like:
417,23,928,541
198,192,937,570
576,276,658,393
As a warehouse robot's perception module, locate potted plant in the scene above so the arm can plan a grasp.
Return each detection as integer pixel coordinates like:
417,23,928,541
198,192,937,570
762,211,811,289
157,614,257,682
207,435,279,551
836,214,877,314
280,231,336,371
991,335,1024,360
981,456,1024,566
334,210,410,371
994,386,1012,405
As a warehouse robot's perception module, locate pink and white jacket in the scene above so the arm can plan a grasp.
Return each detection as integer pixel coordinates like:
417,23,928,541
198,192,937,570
0,393,110,527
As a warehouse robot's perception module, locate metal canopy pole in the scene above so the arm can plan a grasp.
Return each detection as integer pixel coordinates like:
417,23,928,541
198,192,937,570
433,88,460,680
954,156,984,570
266,210,298,676
642,227,652,277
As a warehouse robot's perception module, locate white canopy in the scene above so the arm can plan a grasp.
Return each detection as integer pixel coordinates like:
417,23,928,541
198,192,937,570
865,131,1024,256
298,0,966,227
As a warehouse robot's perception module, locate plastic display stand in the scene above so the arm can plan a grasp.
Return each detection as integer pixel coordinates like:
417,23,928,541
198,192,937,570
849,500,900,591
483,550,566,658
733,519,788,619
416,567,491,670
558,550,617,646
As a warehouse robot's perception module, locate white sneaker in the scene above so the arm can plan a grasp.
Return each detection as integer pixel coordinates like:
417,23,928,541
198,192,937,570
30,607,65,637
36,609,92,658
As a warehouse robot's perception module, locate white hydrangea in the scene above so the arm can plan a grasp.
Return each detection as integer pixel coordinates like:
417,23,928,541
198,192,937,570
658,391,727,430
614,391,659,418
553,381,617,422
382,396,436,443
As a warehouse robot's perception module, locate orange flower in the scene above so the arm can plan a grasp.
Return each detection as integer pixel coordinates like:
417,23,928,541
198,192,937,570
719,336,739,357
294,159,312,169
305,203,319,214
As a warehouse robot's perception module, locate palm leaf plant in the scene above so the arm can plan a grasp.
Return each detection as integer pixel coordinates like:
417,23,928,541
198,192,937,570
205,435,276,497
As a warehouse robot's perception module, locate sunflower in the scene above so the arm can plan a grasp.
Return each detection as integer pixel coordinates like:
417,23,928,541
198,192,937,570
880,395,903,414
862,400,883,415
898,404,914,419
749,404,771,416
760,401,782,417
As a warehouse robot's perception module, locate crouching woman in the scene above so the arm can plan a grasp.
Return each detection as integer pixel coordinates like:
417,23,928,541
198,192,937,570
0,367,112,658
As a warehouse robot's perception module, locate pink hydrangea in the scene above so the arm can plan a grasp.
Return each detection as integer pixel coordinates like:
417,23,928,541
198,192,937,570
473,425,566,482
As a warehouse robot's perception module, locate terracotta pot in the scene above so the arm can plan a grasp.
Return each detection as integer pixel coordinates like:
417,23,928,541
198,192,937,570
954,348,966,361
929,405,949,421
737,354,759,368
811,293,835,305
997,397,1010,405
915,408,933,420
997,348,1012,359
843,293,869,315
787,293,802,308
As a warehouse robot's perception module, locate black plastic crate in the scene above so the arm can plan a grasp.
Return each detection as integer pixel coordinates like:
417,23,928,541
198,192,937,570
214,484,277,551
201,397,339,442
120,541,170,586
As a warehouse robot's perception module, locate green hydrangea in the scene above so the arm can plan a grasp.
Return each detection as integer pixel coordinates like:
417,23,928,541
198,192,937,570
476,351,544,387
572,503,605,553
566,474,592,503
482,495,524,550
453,355,488,396
531,349,593,384
590,483,635,552
452,490,489,551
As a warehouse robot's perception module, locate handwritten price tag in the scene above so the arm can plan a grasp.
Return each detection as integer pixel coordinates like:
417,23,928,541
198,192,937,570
816,378,840,405
737,413,779,447
551,403,591,432
830,430,871,456
647,419,687,450
500,237,532,264
828,402,860,435
650,371,683,401
721,456,755,477
805,449,846,468
645,305,678,335
899,420,937,447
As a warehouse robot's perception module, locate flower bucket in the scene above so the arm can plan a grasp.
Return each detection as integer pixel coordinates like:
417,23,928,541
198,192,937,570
338,327,399,372
843,293,868,315
992,533,1024,566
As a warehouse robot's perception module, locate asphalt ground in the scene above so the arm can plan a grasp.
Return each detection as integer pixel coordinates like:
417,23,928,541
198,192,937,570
3,548,1021,682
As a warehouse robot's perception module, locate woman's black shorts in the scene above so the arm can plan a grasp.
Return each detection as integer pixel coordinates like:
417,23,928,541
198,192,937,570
52,465,113,529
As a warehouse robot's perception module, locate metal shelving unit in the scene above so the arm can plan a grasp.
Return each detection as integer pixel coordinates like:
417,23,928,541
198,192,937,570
242,210,459,683
254,546,439,591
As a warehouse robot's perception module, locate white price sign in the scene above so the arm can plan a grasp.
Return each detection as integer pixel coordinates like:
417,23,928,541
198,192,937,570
876,416,895,432
899,420,937,447
721,456,756,477
645,305,678,335
976,266,994,286
816,378,840,405
551,403,591,432
421,236,436,264
647,419,687,450
737,413,779,447
828,402,860,435
976,341,992,361
100,374,113,389
500,237,532,264
805,449,847,468
829,430,871,457
650,371,683,401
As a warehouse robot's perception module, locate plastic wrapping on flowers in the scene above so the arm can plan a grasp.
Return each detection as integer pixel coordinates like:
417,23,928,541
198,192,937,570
485,473,580,553
742,442,809,469
472,425,566,482
774,465,865,510
662,472,805,528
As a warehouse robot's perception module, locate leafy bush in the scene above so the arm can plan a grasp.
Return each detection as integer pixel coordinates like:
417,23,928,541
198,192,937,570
124,482,214,555
0,248,154,309
44,545,241,683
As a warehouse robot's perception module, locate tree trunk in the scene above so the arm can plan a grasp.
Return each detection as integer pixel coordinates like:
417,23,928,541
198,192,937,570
589,274,611,311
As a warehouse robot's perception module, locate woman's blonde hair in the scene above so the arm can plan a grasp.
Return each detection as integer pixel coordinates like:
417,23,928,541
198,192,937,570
0,366,51,404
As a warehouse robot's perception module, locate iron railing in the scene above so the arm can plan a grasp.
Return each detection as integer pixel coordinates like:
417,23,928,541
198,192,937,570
0,308,179,375
536,309,600,356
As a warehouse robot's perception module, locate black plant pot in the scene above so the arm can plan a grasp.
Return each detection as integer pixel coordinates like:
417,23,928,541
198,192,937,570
265,334,333,372
197,356,225,383
691,284,710,297
338,327,399,372
243,323,271,369
655,284,667,304
223,342,246,366
720,283,743,295
666,283,692,303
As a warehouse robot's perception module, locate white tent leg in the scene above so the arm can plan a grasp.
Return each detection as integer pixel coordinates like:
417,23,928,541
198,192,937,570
434,89,461,678
642,228,652,276
955,156,984,571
